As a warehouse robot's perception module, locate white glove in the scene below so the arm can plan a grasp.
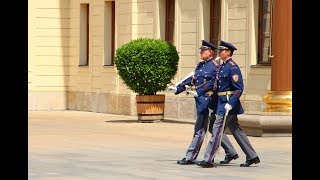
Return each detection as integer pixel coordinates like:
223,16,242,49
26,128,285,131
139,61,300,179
208,108,214,117
224,103,232,111
186,90,198,97
167,85,177,93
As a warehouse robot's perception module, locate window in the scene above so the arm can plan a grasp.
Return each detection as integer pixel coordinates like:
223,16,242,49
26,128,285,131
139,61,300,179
258,0,272,65
209,0,221,47
104,1,115,66
80,3,89,66
165,0,175,44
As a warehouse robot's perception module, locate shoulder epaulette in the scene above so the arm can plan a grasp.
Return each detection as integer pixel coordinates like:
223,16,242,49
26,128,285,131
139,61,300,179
229,60,235,66
212,60,218,66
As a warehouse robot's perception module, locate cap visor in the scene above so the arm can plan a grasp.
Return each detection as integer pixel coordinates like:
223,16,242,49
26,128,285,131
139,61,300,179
218,47,228,50
199,46,210,50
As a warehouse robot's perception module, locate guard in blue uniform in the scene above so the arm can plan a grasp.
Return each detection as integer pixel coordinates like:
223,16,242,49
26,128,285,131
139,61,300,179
168,40,222,165
194,68,239,166
196,41,260,168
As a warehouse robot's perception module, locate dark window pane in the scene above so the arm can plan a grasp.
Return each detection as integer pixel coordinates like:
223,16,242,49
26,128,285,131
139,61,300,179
212,19,220,39
210,0,221,45
111,1,115,65
262,13,271,37
262,48,270,63
165,0,175,43
168,21,174,43
263,0,271,13
263,37,270,47
261,38,270,63
212,0,221,17
168,1,174,17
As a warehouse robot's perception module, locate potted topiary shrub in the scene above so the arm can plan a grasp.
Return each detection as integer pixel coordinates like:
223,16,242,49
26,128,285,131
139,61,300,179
115,38,179,122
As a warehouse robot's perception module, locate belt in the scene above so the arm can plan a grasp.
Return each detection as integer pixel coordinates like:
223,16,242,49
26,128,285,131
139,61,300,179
217,91,234,96
206,91,213,95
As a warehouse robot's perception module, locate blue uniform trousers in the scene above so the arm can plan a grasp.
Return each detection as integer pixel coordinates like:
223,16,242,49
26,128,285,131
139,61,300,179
184,113,238,161
203,114,258,163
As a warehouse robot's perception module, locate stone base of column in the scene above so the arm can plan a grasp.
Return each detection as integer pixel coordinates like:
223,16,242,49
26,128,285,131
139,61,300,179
225,111,292,137
262,91,292,112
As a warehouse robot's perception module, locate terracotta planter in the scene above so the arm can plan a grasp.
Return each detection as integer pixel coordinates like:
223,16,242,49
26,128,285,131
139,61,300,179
136,94,165,123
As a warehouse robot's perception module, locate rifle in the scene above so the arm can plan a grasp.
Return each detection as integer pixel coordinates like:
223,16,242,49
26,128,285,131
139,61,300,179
174,71,194,87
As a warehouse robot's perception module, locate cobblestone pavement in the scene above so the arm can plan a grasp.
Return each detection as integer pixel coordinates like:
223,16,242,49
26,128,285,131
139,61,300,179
29,111,292,180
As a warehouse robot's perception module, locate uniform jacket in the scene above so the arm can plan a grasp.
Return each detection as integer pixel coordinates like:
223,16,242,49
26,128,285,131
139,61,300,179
195,58,244,115
175,58,219,115
216,58,244,115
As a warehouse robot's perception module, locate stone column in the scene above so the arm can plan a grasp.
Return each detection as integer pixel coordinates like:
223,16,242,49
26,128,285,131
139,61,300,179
263,0,292,112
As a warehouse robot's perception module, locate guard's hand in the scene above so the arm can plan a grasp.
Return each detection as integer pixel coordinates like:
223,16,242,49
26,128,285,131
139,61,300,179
224,103,232,111
186,90,198,97
208,108,214,117
184,85,191,91
167,85,177,93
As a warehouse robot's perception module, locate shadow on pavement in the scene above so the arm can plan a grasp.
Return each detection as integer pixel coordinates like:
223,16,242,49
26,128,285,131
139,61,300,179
105,119,194,125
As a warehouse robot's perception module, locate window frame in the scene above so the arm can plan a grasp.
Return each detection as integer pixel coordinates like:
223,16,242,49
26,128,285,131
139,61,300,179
103,1,115,66
257,0,272,65
79,3,90,66
209,0,221,47
165,0,175,44
111,1,115,65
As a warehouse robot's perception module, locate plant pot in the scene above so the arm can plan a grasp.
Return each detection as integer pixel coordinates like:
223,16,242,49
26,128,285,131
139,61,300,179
136,94,165,123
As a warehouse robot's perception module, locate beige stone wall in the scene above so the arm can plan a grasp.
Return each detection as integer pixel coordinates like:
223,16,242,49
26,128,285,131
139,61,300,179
66,0,135,115
164,0,198,120
221,0,271,112
243,0,271,111
29,0,273,118
222,0,248,92
28,0,70,110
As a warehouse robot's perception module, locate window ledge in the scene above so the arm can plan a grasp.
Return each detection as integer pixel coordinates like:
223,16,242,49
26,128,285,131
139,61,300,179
250,64,271,68
78,64,89,67
103,65,115,68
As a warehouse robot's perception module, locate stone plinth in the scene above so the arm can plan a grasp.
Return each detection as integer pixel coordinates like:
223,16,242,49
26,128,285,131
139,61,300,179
225,111,292,137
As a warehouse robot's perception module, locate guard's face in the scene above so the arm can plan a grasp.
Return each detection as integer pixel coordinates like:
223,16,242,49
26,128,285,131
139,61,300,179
200,49,213,60
218,49,230,59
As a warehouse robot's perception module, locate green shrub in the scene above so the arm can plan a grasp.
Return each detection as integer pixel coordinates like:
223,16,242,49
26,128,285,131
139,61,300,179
115,38,179,95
